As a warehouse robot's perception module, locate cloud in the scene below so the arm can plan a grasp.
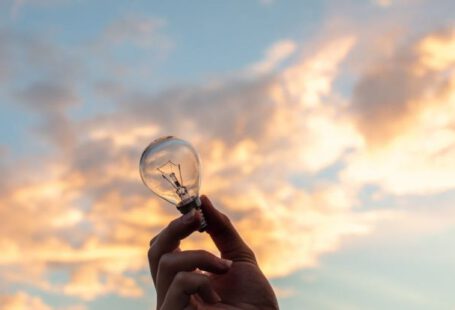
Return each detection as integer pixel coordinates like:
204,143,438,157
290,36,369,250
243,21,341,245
63,265,143,300
0,27,84,152
16,81,79,111
343,28,455,195
80,15,173,93
0,33,381,300
103,16,171,50
247,40,297,75
14,81,78,150
272,285,299,299
350,29,454,147
0,291,52,310
418,29,455,71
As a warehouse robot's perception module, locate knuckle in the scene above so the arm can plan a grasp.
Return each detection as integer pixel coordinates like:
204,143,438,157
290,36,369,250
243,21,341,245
147,251,160,273
147,246,155,261
220,214,235,235
245,247,256,261
157,252,174,270
189,250,217,264
147,237,160,260
239,245,257,263
149,234,159,247
148,251,159,274
198,274,210,286
174,271,189,285
167,217,181,232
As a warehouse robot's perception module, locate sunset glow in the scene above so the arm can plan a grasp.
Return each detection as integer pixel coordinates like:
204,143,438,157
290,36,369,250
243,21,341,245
0,1,454,309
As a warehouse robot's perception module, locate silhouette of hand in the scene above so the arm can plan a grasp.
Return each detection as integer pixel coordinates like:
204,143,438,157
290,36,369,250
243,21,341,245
148,195,279,310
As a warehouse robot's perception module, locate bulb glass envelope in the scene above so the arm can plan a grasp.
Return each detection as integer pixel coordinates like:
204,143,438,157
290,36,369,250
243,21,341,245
140,136,201,206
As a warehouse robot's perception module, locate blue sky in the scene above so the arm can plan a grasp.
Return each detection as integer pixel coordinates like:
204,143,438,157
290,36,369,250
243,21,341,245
0,1,455,309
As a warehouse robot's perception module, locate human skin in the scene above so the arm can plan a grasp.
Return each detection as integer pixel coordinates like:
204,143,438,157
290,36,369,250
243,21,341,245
148,195,279,310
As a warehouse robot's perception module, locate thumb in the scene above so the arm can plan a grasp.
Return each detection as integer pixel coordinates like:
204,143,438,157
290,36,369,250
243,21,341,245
200,195,256,263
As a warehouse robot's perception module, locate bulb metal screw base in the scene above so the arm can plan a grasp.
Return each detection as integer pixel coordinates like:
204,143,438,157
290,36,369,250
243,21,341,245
177,196,207,232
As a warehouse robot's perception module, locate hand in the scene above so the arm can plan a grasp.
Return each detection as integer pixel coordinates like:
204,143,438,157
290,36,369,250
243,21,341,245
148,195,279,310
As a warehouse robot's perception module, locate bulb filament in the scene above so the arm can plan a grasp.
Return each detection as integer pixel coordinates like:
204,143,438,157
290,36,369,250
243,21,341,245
157,160,190,201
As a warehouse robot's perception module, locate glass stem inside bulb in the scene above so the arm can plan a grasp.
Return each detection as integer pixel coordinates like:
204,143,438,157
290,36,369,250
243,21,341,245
157,162,205,231
159,165,191,202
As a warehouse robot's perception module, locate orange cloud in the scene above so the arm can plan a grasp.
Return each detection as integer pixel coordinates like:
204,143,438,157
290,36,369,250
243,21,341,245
344,28,455,195
418,29,455,71
63,265,142,300
0,33,374,300
0,292,51,310
351,28,455,147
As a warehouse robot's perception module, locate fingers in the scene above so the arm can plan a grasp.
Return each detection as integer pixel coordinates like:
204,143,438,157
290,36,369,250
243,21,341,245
200,195,256,263
148,209,201,283
156,250,232,307
160,272,221,310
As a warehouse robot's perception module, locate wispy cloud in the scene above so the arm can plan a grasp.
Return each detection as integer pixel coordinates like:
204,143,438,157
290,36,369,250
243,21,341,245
103,16,170,49
247,40,297,75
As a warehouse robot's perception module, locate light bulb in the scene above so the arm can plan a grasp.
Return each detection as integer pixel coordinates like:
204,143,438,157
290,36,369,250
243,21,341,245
139,136,207,231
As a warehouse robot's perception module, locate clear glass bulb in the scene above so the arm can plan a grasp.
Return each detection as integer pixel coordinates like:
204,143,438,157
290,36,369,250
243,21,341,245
139,136,207,231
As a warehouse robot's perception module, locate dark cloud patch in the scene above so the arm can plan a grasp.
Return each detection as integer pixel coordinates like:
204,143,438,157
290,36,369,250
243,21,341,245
0,27,82,86
23,37,83,81
350,29,454,146
14,80,79,150
351,55,425,144
38,113,76,150
0,27,82,151
122,75,277,145
3,29,84,150
67,137,146,197
16,81,79,111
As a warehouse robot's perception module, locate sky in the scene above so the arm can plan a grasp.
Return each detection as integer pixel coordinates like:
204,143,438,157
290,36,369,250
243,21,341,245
0,0,454,309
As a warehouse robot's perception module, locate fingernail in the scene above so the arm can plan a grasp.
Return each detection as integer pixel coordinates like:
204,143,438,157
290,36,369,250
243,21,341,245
221,258,233,268
183,208,196,223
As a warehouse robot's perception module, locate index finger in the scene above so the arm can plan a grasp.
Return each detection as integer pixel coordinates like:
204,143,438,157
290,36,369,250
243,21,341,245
148,209,201,283
200,195,256,263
